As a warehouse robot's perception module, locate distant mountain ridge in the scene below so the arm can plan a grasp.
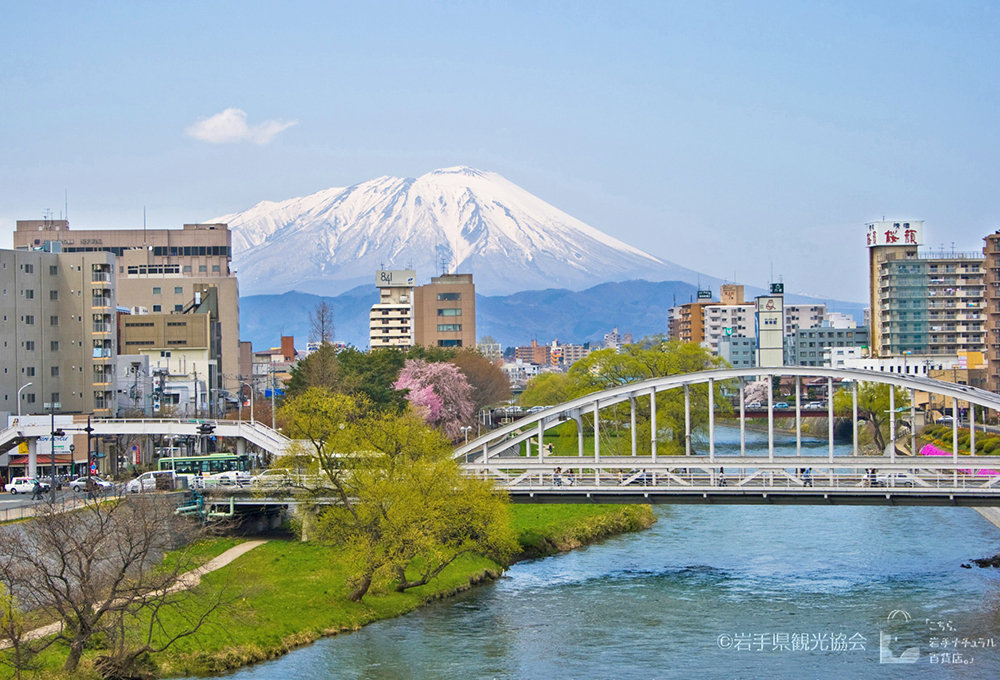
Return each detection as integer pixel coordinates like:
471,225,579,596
214,166,716,296
239,279,866,350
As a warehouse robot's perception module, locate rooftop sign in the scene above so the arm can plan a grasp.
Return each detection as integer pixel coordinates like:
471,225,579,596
375,269,416,288
866,220,923,248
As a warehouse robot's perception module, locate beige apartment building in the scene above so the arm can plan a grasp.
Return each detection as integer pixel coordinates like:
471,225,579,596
14,220,240,394
0,248,117,417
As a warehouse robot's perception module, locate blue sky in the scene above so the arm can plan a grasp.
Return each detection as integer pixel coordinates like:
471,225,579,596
2,0,999,302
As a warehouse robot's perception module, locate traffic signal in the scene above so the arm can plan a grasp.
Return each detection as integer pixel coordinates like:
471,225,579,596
197,423,215,435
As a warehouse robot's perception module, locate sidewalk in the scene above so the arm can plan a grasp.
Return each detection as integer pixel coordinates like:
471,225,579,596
0,540,267,649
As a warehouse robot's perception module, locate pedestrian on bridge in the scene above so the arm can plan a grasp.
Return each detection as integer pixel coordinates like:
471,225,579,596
804,468,813,487
31,479,43,500
718,467,727,487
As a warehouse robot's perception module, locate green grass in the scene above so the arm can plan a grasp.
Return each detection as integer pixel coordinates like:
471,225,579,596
6,504,655,678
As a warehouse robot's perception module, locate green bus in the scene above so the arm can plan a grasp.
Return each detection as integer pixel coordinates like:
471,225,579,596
157,453,251,479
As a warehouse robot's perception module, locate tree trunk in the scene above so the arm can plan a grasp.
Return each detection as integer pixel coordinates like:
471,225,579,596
349,570,373,602
64,639,85,672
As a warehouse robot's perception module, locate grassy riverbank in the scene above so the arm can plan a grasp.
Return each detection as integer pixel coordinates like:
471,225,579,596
15,504,655,679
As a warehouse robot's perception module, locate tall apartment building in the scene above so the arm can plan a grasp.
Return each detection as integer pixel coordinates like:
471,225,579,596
702,302,755,353
1,248,117,417
984,232,1000,391
515,340,551,366
13,220,240,395
784,304,826,336
370,270,416,349
867,221,985,358
370,271,476,349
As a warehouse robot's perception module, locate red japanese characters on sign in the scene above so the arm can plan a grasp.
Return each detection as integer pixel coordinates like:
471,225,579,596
866,221,924,248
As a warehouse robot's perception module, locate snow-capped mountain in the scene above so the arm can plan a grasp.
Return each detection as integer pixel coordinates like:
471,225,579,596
214,166,707,296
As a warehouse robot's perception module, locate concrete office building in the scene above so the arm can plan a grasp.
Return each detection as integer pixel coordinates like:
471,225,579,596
718,335,757,368
13,220,240,395
867,220,986,359
414,274,476,348
786,326,870,367
0,248,117,418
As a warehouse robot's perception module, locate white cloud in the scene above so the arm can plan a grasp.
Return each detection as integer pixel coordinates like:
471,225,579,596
186,108,297,145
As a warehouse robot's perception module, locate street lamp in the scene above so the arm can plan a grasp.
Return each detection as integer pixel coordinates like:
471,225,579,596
239,380,255,424
16,382,33,419
46,400,64,503
460,425,472,444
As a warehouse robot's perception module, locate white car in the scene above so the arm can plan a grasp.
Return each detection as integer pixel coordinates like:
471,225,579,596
251,469,293,487
69,477,115,493
875,471,915,488
211,470,252,486
125,470,180,494
4,477,50,494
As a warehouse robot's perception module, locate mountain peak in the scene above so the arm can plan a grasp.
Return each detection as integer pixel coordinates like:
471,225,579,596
212,167,702,296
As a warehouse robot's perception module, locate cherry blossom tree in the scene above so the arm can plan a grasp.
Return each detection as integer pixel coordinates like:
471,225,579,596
394,359,474,440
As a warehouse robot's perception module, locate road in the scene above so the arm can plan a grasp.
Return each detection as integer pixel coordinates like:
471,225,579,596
0,489,78,512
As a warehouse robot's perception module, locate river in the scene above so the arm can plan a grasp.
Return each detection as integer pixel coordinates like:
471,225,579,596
208,427,1000,679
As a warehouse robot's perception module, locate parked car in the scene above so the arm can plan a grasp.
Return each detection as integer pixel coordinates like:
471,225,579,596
125,470,180,494
747,401,763,409
804,401,827,410
251,469,293,487
774,402,789,409
69,477,115,494
4,477,50,494
937,416,955,424
211,470,252,486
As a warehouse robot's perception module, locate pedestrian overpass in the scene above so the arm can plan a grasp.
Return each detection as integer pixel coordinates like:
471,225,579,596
452,367,1000,506
0,417,292,472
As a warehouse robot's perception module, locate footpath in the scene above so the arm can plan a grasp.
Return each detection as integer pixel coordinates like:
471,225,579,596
0,540,267,650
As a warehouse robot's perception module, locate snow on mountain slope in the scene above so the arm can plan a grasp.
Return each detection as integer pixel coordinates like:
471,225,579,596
214,166,707,296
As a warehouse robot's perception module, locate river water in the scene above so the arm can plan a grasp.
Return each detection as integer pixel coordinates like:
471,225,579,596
211,428,1000,679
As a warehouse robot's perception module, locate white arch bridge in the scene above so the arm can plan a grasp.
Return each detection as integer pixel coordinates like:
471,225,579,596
454,367,1000,506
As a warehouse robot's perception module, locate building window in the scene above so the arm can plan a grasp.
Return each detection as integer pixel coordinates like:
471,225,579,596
50,315,58,326
50,341,59,351
24,315,33,325
50,392,59,404
24,341,34,351
49,265,58,275
152,287,161,295
24,393,35,404
23,263,33,274
174,286,183,294
199,265,207,272
437,292,461,301
437,324,462,332
183,266,191,273
24,289,34,299
212,265,220,272
438,339,463,347
49,290,58,301
437,308,462,317
174,304,183,312
51,366,59,377
152,305,161,312
25,367,35,376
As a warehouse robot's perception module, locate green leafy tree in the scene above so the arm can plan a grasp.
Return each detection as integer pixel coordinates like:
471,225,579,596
279,391,516,602
520,372,573,407
449,349,511,410
564,337,728,455
834,382,909,452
